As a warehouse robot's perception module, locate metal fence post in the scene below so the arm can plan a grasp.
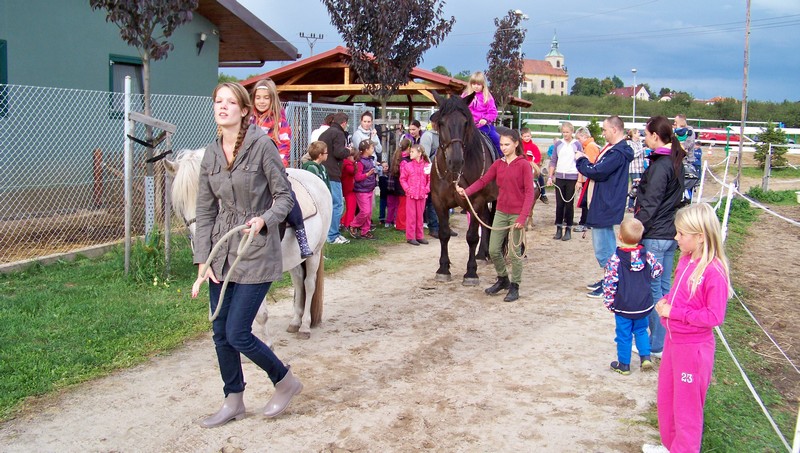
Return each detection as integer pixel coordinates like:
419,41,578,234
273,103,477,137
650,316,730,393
124,76,133,276
761,143,772,192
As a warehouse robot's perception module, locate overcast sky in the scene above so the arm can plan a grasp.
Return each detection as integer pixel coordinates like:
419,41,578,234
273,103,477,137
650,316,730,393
226,0,800,103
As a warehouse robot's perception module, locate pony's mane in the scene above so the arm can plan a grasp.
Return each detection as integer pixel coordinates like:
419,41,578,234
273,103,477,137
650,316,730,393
438,95,473,120
170,148,205,222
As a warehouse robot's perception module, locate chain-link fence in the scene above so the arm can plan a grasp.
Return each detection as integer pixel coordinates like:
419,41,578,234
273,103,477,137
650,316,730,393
0,85,379,266
0,84,215,265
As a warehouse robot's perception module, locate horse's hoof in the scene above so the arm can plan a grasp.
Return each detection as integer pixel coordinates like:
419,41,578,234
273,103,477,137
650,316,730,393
462,277,480,286
435,273,452,282
297,331,311,340
286,324,300,333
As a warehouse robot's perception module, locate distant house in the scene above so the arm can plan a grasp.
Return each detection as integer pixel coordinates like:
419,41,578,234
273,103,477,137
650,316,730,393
520,34,569,96
0,0,297,95
610,85,650,101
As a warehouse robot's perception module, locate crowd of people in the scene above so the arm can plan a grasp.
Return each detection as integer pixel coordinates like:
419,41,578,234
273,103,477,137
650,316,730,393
189,79,730,452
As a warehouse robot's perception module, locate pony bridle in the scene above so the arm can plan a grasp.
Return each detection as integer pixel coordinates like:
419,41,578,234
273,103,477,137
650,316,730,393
436,138,464,185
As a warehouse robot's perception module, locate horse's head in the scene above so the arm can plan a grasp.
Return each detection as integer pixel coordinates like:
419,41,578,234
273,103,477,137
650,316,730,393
433,91,477,176
167,148,206,238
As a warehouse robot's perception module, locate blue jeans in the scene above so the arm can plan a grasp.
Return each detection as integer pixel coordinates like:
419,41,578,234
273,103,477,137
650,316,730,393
591,226,617,268
209,281,287,396
328,180,344,242
643,238,677,353
425,196,439,232
615,315,651,365
478,124,501,157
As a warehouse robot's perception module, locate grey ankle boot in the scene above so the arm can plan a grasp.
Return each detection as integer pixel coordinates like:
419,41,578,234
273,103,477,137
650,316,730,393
200,391,245,428
553,225,563,240
504,283,520,302
485,276,510,295
263,366,303,418
562,227,572,241
295,228,313,259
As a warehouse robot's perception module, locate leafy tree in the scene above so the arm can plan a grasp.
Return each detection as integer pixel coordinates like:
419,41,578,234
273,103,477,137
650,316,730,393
671,92,694,108
321,0,454,117
454,70,472,82
611,75,624,89
753,122,788,169
486,10,527,115
600,77,615,95
659,87,673,97
218,73,239,84
90,0,198,120
570,77,604,97
432,65,451,77
587,118,604,145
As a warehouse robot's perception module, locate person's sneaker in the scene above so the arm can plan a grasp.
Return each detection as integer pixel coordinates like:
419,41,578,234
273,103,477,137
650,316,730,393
384,222,394,228
610,361,631,375
573,225,586,233
329,235,350,245
416,238,429,244
641,444,669,453
362,231,376,240
539,194,549,203
348,226,360,239
586,279,602,291
651,351,663,359
641,357,654,371
586,287,603,299
407,239,420,246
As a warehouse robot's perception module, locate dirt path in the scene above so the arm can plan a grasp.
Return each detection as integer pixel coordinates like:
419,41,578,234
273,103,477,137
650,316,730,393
0,208,677,452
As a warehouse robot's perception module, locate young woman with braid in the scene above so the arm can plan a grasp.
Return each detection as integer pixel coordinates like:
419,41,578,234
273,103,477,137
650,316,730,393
191,82,303,428
250,79,312,258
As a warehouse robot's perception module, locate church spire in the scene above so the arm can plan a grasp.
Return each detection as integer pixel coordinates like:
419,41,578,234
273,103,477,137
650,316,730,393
546,30,563,57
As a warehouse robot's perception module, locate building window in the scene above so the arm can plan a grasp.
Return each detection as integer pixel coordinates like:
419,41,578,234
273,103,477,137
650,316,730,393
109,54,144,115
561,81,564,88
551,81,554,89
540,80,544,89
556,61,561,68
0,40,7,117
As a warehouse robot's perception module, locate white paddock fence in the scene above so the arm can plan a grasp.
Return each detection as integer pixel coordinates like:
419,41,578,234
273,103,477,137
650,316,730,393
0,83,374,268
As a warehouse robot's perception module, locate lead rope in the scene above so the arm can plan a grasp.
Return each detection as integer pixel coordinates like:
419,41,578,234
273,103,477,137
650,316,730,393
198,224,257,321
460,185,527,260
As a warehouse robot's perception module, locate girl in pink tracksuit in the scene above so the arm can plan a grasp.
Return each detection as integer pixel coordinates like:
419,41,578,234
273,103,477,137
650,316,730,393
400,144,431,245
645,203,731,453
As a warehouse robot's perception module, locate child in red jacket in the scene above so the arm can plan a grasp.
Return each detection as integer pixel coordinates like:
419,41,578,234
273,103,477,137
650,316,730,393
340,148,357,230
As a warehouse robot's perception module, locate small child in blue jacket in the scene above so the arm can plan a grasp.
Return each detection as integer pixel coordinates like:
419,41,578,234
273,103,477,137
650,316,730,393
602,217,664,375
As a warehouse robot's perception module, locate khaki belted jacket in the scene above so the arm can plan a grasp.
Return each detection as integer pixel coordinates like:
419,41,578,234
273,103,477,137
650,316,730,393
193,125,293,283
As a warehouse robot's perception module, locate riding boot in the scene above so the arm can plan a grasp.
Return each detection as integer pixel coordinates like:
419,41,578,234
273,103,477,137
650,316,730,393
200,392,245,428
504,283,520,302
561,227,572,241
484,276,510,295
263,366,303,418
295,228,313,259
553,225,563,240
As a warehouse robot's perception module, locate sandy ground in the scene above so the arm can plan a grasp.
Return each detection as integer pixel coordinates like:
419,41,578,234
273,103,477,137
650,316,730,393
2,163,797,452
0,205,662,452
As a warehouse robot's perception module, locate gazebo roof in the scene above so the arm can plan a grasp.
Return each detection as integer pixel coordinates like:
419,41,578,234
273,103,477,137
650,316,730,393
241,46,531,108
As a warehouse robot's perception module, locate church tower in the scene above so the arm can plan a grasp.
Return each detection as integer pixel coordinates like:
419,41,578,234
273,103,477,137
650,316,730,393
544,32,565,72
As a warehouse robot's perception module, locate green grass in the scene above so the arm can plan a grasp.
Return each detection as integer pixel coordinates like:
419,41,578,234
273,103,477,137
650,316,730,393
745,186,799,205
644,198,795,451
0,206,412,421
739,165,800,180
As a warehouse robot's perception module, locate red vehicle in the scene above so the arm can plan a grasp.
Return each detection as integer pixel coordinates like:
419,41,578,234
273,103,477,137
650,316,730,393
699,128,741,142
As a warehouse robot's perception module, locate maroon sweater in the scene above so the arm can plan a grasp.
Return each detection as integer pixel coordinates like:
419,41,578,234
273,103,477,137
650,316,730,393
465,156,535,224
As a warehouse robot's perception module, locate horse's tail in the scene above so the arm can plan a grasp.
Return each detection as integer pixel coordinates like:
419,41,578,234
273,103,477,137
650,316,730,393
310,255,324,327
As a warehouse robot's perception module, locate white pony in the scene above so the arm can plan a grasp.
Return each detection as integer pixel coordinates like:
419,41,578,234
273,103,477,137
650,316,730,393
165,148,332,341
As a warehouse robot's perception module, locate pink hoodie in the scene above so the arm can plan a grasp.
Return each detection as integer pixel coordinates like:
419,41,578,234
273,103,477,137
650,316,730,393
662,255,729,344
400,159,430,200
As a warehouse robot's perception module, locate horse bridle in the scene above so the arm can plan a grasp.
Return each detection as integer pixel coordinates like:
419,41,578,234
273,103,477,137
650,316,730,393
435,138,464,185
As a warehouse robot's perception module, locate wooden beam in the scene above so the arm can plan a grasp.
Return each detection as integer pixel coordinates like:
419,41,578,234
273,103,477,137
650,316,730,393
418,90,435,102
278,82,445,92
344,67,350,85
281,69,312,86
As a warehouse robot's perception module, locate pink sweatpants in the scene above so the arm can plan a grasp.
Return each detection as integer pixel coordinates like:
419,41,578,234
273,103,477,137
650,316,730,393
351,191,374,234
405,197,426,240
657,333,716,453
386,194,399,224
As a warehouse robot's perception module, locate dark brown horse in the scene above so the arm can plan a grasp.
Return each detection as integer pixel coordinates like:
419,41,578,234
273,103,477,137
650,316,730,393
430,92,498,285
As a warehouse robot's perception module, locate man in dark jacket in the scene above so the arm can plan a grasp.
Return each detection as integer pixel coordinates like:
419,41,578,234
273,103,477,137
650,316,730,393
320,112,352,244
576,115,634,298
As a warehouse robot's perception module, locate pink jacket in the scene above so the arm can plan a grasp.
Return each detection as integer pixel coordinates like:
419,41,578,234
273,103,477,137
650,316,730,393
400,159,430,200
464,92,497,125
662,255,729,344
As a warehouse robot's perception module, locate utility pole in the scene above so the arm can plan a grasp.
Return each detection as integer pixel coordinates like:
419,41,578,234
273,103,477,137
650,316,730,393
735,0,751,189
299,32,324,56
